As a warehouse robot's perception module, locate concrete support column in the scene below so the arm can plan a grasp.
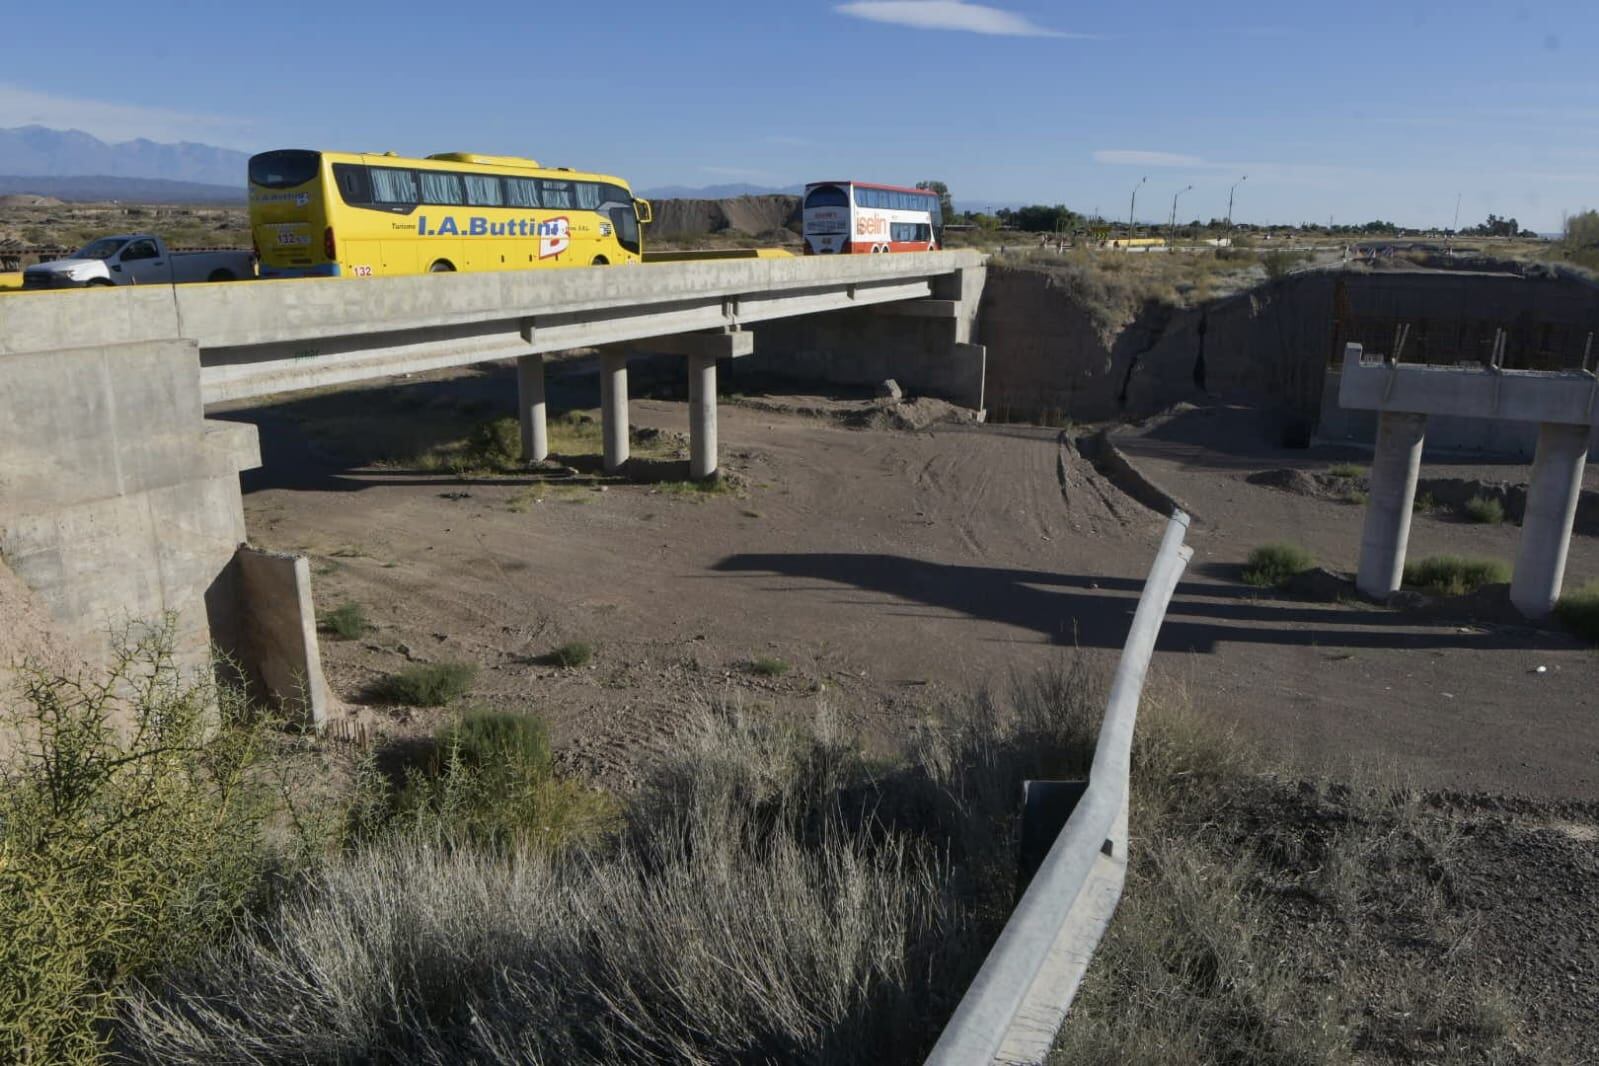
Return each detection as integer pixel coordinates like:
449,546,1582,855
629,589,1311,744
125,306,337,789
600,350,630,474
1356,411,1427,600
516,354,548,463
688,353,719,480
1510,421,1590,618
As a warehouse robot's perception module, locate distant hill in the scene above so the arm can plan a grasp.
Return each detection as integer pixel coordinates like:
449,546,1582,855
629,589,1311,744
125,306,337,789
0,174,242,204
0,125,248,188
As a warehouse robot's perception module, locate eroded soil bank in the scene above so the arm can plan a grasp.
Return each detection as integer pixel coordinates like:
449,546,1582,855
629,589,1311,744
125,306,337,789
979,263,1599,439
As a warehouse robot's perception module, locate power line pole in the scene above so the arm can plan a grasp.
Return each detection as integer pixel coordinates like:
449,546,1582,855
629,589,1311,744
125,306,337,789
1169,185,1192,250
1128,176,1147,233
1225,175,1247,244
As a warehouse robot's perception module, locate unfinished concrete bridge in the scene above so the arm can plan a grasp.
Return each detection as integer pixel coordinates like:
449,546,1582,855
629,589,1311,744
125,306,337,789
0,251,987,719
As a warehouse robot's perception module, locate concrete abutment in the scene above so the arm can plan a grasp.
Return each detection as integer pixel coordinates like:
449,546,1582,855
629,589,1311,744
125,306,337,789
0,338,331,722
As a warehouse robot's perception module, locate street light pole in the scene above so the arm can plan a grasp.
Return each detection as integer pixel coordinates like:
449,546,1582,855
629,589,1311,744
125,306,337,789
1226,174,1247,244
1128,176,1147,233
1168,184,1192,249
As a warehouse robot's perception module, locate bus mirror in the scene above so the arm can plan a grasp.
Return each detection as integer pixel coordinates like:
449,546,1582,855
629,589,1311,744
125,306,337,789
634,199,653,224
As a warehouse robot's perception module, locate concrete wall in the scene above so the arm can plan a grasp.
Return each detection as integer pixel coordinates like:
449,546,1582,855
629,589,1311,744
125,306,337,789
0,339,260,679
235,547,334,725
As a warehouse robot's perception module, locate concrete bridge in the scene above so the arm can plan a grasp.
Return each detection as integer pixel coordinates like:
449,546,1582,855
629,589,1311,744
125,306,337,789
0,251,986,720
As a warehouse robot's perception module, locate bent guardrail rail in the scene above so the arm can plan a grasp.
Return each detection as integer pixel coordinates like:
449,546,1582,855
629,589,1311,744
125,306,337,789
925,510,1193,1066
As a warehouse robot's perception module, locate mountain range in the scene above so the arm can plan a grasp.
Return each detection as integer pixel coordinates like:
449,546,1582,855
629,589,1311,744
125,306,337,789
0,127,1019,211
0,125,247,187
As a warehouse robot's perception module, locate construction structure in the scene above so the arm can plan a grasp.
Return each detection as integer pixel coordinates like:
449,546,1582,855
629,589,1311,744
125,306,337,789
0,251,986,722
1337,342,1598,617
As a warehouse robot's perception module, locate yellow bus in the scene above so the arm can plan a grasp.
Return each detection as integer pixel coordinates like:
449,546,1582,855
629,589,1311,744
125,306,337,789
248,149,652,279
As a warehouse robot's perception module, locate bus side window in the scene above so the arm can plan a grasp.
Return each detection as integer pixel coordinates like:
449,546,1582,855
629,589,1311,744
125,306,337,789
464,174,504,207
419,171,463,205
506,178,541,208
540,180,575,209
370,168,419,206
334,164,372,205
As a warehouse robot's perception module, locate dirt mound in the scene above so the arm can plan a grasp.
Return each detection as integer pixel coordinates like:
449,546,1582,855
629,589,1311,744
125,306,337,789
1247,467,1367,505
648,195,800,240
0,193,63,207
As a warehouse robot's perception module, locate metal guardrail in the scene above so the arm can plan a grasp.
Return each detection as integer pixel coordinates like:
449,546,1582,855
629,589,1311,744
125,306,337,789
925,511,1193,1066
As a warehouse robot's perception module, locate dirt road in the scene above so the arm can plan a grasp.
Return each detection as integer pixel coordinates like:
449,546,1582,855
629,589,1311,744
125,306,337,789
221,367,1599,799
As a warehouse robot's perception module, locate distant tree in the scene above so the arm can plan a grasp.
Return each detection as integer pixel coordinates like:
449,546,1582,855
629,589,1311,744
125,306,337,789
1563,209,1599,268
1007,203,1083,233
916,180,955,221
1467,214,1520,238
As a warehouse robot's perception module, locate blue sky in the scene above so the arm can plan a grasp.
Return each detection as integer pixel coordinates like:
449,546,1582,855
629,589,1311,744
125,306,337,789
2,1,1595,230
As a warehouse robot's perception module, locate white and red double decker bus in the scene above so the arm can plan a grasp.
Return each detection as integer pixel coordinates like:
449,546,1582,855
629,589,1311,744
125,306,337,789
802,181,943,254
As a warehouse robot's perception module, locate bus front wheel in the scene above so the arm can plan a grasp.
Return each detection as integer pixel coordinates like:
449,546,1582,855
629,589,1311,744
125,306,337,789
428,260,456,273
591,256,609,266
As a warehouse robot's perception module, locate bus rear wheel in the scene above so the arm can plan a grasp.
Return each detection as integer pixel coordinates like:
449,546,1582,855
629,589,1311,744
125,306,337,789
428,260,456,273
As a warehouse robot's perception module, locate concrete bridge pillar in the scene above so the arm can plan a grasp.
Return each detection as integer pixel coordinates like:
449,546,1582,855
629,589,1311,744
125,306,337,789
516,354,548,463
1357,411,1428,599
689,353,719,480
600,350,630,474
1510,421,1590,618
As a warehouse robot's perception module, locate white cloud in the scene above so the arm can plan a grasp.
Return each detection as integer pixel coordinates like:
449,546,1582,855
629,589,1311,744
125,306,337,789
835,2,1083,38
0,83,250,147
1093,149,1207,168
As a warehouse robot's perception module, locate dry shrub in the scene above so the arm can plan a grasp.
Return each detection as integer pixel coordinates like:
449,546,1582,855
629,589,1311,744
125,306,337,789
120,663,1118,1064
0,619,279,1064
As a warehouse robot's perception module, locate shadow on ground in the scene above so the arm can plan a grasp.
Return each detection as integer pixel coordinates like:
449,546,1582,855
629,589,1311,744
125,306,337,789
711,552,1577,653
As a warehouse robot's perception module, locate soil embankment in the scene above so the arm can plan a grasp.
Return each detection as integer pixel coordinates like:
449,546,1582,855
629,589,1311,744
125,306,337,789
647,194,800,241
979,264,1599,437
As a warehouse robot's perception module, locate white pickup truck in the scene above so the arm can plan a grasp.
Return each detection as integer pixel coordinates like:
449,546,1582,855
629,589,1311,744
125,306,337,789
21,234,255,289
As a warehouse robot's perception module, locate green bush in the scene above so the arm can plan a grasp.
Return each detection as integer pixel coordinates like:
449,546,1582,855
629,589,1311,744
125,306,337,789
1554,581,1599,644
376,662,476,707
749,657,790,677
1403,556,1510,596
1261,249,1306,281
1463,496,1505,525
319,601,370,640
0,620,277,1063
356,709,616,852
539,641,594,669
1241,543,1315,588
1327,462,1365,479
436,708,552,772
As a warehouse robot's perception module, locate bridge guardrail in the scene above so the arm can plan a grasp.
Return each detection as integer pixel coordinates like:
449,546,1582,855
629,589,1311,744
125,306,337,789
925,510,1193,1066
